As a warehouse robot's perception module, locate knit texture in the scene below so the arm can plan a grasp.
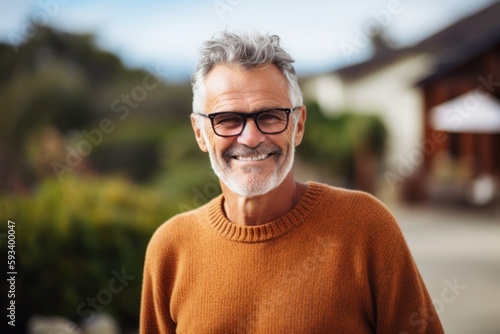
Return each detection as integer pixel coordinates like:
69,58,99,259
140,182,444,333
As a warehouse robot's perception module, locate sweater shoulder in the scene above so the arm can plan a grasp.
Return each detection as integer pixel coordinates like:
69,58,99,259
309,182,401,240
312,182,394,219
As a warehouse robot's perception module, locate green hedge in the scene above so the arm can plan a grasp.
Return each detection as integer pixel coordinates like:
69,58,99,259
1,176,184,332
298,100,387,178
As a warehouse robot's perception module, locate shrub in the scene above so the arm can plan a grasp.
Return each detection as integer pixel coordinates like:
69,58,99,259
1,176,182,332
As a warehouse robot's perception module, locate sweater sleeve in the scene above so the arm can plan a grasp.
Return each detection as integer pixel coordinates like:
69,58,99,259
374,225,444,334
140,224,177,334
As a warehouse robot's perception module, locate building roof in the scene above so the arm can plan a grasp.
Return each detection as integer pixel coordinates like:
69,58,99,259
333,2,500,81
333,38,415,80
412,2,500,53
416,26,500,86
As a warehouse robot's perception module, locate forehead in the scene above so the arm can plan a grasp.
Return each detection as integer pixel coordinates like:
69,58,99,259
203,64,291,112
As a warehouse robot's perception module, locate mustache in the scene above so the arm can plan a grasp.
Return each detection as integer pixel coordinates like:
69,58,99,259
222,143,282,159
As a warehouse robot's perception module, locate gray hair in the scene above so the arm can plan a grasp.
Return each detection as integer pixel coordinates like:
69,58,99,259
191,31,303,115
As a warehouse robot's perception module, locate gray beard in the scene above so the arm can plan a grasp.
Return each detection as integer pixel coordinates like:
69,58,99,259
202,132,295,198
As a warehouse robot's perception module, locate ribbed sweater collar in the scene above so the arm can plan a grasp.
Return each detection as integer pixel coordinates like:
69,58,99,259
206,182,325,243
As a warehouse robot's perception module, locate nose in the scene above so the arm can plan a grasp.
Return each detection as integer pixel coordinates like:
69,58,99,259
237,118,266,148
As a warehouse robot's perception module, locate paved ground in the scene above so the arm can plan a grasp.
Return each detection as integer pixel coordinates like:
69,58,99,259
381,195,500,334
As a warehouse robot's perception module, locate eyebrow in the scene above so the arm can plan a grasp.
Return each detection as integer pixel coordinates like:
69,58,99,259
213,106,287,113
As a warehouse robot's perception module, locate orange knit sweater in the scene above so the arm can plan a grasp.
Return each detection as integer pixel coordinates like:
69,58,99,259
140,182,444,333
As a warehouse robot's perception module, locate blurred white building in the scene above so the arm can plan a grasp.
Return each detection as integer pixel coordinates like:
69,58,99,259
302,42,433,172
301,2,500,202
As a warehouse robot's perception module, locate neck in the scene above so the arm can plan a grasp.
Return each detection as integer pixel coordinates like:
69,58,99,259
221,173,307,226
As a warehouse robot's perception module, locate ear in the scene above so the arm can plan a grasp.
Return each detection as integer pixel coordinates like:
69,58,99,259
293,105,307,146
191,114,208,152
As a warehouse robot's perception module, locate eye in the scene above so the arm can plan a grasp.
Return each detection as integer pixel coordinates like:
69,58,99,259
214,113,243,126
258,110,286,123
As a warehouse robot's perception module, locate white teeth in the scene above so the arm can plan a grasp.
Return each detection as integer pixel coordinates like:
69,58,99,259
235,154,269,161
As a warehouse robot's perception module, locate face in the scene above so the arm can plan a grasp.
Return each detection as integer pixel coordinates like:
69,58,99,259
191,64,306,198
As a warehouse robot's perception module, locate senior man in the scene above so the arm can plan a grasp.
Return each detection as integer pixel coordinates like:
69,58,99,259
140,31,444,333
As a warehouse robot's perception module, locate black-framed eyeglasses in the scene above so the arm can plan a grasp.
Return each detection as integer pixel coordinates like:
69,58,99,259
194,107,300,137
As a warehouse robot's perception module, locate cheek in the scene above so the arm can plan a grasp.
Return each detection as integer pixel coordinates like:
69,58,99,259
281,128,297,148
209,135,234,156
201,126,218,149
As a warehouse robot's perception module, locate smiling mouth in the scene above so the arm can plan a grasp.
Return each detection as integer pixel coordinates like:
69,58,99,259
232,153,273,162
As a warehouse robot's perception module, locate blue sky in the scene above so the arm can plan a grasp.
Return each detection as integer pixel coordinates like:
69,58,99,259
0,0,496,81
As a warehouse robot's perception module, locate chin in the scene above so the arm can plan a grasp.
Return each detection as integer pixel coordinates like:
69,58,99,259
229,184,276,198
223,172,283,198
